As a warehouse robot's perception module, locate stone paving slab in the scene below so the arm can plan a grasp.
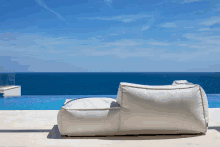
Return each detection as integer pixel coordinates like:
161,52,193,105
0,108,220,147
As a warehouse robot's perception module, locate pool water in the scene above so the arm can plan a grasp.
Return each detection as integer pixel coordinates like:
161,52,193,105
0,95,116,110
207,94,220,108
0,94,219,110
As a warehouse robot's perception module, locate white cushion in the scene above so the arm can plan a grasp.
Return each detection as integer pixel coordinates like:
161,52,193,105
172,80,193,85
171,80,209,125
57,98,120,136
116,82,207,135
63,98,120,110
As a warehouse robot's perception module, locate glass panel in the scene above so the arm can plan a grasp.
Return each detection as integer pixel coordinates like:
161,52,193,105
0,73,16,86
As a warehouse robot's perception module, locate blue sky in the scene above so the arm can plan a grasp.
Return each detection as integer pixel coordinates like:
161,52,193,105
1,0,220,72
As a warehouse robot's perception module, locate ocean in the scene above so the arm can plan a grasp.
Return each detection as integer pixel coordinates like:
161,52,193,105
14,72,220,95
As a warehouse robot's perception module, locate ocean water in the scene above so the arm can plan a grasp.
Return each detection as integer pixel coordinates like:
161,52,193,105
14,72,220,95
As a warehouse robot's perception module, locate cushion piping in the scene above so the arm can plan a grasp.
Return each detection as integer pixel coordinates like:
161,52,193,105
122,85,196,90
62,107,121,111
198,85,208,131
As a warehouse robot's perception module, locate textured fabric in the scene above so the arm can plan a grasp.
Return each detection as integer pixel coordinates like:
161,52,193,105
57,82,209,136
117,82,196,105
171,80,209,125
199,87,209,124
172,80,193,85
118,83,207,134
63,98,120,110
57,98,120,136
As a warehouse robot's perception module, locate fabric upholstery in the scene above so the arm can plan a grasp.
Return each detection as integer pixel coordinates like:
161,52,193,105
172,80,209,125
57,81,209,136
117,83,207,135
172,80,193,85
57,98,120,136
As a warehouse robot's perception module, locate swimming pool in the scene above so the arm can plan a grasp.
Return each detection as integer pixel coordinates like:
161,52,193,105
0,94,219,110
0,95,116,110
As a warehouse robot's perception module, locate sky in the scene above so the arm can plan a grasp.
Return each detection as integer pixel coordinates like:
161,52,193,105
0,0,220,72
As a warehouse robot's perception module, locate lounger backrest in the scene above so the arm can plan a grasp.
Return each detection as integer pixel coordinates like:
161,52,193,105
172,80,209,124
172,80,193,85
117,82,198,105
116,82,208,134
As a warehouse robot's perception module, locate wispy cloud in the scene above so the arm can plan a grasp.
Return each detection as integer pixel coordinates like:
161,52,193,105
141,26,150,31
183,33,220,47
94,40,143,48
197,28,220,31
147,42,170,46
184,26,194,28
82,48,155,58
35,0,65,21
104,0,112,8
81,13,152,23
171,0,201,4
178,44,188,46
199,16,220,26
213,4,220,11
183,0,199,3
189,45,206,48
197,28,211,31
122,19,132,22
161,23,177,28
159,50,213,62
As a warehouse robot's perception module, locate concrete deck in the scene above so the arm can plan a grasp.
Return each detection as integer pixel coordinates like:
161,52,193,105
0,108,220,147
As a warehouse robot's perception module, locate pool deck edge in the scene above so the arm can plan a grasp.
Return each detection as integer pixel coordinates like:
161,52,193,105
0,108,220,147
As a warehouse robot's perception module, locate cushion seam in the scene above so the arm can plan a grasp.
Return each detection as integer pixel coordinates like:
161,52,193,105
118,85,122,132
198,85,207,132
62,108,121,111
123,85,196,90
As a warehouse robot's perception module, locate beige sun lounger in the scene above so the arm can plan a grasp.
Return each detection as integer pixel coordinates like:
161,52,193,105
57,80,209,136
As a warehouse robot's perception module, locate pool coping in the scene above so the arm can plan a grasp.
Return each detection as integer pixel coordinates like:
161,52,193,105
0,108,220,146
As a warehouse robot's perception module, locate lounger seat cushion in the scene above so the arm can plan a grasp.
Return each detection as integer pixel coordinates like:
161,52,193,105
57,81,209,136
57,98,121,136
